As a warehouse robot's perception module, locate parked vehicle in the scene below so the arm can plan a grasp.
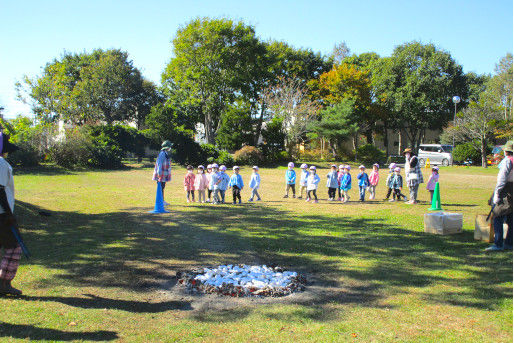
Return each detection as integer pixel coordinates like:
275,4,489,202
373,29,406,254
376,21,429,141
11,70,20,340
487,145,503,165
417,144,453,166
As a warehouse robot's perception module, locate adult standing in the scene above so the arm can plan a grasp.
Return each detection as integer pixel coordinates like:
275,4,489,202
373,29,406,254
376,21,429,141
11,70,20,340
403,148,424,204
486,141,513,251
152,141,173,205
0,133,22,295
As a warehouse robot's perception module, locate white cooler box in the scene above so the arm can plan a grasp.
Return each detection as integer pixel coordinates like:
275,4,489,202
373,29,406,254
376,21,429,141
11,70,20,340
424,212,463,235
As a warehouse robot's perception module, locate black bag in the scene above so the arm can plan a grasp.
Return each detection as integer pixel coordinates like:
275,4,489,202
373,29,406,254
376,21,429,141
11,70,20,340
489,182,513,218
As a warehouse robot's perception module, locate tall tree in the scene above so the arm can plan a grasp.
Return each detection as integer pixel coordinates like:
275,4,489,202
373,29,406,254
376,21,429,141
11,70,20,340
483,53,513,120
16,49,156,125
161,18,264,145
371,42,468,150
331,41,351,65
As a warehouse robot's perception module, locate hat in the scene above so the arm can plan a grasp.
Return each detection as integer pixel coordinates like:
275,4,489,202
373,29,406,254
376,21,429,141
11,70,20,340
339,165,345,169
331,164,337,168
359,165,365,169
219,165,227,171
0,133,18,154
288,162,295,168
373,163,379,168
186,165,193,170
432,166,439,171
345,165,351,170
504,141,513,153
161,140,173,150
300,163,308,169
394,167,401,172
252,166,259,170
388,163,397,169
309,166,316,170
198,165,205,169
233,166,240,170
403,148,412,155
206,164,212,169
212,163,219,169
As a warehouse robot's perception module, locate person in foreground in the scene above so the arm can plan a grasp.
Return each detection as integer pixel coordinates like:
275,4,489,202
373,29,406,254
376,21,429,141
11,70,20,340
0,133,22,295
152,140,173,205
486,141,513,252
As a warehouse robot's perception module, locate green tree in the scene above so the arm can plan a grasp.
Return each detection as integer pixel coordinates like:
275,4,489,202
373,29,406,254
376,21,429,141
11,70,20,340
215,101,254,151
483,53,513,120
307,99,359,158
161,18,264,145
17,49,158,125
371,42,468,150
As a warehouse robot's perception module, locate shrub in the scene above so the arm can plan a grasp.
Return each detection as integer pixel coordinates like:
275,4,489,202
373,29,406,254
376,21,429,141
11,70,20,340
355,144,386,165
217,150,234,166
453,142,482,164
233,146,263,166
88,125,148,158
6,144,40,167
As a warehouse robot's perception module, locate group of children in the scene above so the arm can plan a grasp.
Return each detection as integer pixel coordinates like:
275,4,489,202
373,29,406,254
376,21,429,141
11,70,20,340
181,161,441,205
183,164,261,205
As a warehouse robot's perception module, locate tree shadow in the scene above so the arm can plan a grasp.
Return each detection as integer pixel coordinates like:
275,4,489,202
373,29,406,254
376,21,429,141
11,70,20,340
0,322,117,341
14,198,513,323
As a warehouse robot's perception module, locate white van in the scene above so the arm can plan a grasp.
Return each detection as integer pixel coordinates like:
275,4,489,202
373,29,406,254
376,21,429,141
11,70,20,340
418,144,453,166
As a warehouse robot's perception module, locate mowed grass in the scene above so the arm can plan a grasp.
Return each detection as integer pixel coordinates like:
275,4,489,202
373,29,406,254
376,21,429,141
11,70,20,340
0,163,512,342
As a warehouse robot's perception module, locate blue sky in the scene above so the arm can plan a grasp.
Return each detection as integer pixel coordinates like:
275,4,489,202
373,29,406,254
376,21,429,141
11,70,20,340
1,0,512,118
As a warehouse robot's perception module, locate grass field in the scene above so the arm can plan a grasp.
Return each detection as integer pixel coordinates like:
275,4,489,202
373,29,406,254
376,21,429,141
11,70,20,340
0,163,512,342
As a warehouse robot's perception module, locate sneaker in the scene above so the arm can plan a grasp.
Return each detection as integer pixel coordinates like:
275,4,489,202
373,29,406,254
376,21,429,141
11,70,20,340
298,196,302,199
239,200,242,204
485,245,504,252
292,195,296,198
305,198,310,202
257,198,261,201
313,200,319,203
283,195,288,198
248,199,253,202
389,199,396,202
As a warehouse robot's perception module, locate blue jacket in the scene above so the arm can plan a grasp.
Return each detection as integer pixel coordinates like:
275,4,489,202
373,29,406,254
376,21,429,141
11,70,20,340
285,169,296,184
249,173,260,189
357,172,369,187
215,172,230,190
228,173,244,189
340,173,351,190
326,171,339,188
391,174,403,189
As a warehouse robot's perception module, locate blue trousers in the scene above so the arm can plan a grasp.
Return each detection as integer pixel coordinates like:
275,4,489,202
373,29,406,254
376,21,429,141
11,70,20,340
494,212,513,249
359,186,366,201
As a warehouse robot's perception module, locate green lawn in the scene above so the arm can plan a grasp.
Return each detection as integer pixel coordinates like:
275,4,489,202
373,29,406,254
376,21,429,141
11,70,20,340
1,163,512,342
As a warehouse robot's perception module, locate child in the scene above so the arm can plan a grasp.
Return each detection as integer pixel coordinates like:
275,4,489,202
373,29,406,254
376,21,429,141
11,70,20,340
248,166,261,201
284,162,296,198
383,163,396,200
206,164,213,202
390,167,407,202
368,163,380,200
426,166,440,203
228,166,244,204
210,164,220,203
337,165,345,201
194,165,208,203
214,165,230,204
306,166,320,203
357,165,369,202
184,165,196,202
340,165,352,203
298,163,309,199
326,164,338,201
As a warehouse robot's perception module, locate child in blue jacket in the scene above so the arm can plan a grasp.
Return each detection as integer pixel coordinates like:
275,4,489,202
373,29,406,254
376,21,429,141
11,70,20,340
284,162,296,198
326,164,339,201
357,165,369,202
214,165,230,204
340,165,352,203
228,166,244,204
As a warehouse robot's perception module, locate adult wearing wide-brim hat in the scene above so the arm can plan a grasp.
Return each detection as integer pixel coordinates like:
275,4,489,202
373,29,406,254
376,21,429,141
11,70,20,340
152,141,173,205
403,148,424,204
0,133,22,295
486,140,513,251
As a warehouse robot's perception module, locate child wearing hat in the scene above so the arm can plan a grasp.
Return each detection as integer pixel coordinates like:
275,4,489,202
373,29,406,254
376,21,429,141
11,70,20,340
248,166,261,202
357,165,370,202
426,166,440,204
194,165,208,203
326,164,339,201
228,166,244,204
214,165,230,204
205,164,213,202
368,163,380,200
306,166,320,203
390,167,407,201
284,162,296,198
152,140,173,205
298,163,309,199
210,164,220,203
184,165,196,202
337,165,345,201
339,165,352,203
384,163,396,200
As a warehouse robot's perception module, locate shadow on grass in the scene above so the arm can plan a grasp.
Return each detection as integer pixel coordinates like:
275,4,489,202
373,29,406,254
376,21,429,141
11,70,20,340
13,199,513,322
0,322,117,341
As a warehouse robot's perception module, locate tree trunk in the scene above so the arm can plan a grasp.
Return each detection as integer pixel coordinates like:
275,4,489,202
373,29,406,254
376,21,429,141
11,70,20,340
383,122,389,157
204,111,215,145
481,137,488,168
398,130,402,155
254,101,266,146
353,134,359,162
330,140,338,158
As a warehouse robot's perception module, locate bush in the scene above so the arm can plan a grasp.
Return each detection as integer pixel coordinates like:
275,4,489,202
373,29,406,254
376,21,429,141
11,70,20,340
217,150,234,166
233,146,263,166
453,142,482,164
355,144,386,165
6,144,40,167
88,125,148,158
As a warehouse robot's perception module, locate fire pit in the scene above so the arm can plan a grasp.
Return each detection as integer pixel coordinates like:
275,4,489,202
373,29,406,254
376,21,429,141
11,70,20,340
177,264,306,297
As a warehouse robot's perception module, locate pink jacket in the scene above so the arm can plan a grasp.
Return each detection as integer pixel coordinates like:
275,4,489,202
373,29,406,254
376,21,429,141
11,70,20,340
369,171,379,186
194,173,208,190
184,173,196,191
426,172,439,190
337,171,345,186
